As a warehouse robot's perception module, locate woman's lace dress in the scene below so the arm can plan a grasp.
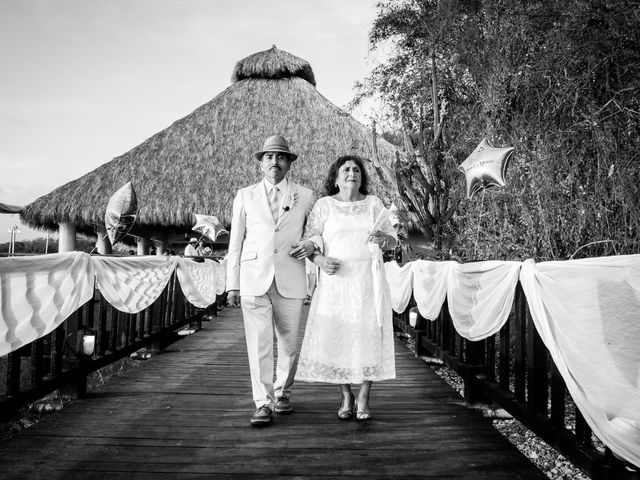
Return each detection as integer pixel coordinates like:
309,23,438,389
295,195,396,384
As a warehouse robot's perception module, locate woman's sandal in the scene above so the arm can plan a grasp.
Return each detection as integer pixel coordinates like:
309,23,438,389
338,393,355,420
354,400,372,421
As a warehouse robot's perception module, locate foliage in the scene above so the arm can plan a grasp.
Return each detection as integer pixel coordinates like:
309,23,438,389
0,236,97,254
358,0,640,261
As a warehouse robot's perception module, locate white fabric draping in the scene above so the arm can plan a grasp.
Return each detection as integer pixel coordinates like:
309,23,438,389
410,260,520,339
369,244,387,327
448,261,521,341
387,256,640,467
384,261,413,313
0,252,94,356
520,256,640,467
214,258,227,295
1,252,221,357
411,260,455,319
4,251,639,464
93,255,177,314
176,258,218,308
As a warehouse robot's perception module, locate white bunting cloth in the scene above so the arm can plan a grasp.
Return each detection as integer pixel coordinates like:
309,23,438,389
411,260,455,319
0,252,94,356
1,252,221,357
398,260,522,338
214,258,227,295
520,256,640,467
3,251,639,466
448,261,521,341
93,255,177,314
368,244,387,327
176,258,218,308
385,256,640,467
384,260,413,313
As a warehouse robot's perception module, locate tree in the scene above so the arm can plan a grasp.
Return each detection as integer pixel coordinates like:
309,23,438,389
358,0,640,260
360,0,482,256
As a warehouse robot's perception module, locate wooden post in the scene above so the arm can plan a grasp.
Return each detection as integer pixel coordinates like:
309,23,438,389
107,305,118,353
499,316,511,391
30,337,44,386
97,293,108,357
170,273,180,325
59,310,88,399
575,409,593,447
127,313,136,344
514,283,527,403
123,312,131,347
485,336,496,382
447,316,456,356
6,348,23,397
442,298,451,353
96,226,112,254
464,338,486,405
58,222,76,252
412,309,427,357
136,310,145,341
144,302,153,336
158,284,168,329
550,363,566,428
151,284,169,352
51,325,64,376
527,309,548,415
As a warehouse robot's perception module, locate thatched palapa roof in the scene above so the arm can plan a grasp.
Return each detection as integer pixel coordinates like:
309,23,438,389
21,45,399,240
0,202,23,214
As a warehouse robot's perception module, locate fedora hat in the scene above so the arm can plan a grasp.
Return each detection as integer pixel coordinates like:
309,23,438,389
254,135,298,161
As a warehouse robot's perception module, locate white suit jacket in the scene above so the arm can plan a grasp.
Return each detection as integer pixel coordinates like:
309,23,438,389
225,179,317,298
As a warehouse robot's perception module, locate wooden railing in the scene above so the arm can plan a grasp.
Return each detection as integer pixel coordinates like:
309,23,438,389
0,270,212,422
394,283,638,480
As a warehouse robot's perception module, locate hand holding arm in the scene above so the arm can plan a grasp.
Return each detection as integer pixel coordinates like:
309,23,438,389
289,240,318,259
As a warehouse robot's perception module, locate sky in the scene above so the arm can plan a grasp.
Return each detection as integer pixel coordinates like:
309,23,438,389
0,0,382,242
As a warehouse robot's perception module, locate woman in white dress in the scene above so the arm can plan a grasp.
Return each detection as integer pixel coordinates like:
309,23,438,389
295,156,397,421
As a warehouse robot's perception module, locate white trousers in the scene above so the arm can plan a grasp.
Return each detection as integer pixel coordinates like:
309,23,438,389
241,281,303,409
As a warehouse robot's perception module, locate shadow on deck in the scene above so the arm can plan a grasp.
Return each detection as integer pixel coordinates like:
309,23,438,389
0,306,545,479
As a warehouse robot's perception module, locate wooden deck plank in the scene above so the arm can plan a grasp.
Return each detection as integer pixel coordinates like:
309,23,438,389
0,305,545,479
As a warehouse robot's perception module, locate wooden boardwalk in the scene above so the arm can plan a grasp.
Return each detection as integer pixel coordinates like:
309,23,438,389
0,306,546,479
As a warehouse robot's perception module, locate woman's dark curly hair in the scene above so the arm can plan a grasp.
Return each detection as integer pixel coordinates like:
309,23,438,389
323,155,369,196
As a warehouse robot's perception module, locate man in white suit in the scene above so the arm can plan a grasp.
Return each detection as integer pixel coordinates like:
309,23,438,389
226,135,319,426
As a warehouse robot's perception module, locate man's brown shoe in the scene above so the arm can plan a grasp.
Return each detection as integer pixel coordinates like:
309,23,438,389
274,396,293,414
250,405,273,426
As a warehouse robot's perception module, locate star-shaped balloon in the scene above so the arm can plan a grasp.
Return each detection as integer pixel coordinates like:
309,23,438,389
458,138,514,199
192,214,228,242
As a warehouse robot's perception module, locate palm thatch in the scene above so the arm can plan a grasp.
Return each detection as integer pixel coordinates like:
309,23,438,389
21,45,399,239
0,202,23,214
232,45,316,86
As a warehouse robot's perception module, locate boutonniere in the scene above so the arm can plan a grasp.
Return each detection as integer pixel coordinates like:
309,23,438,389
282,191,299,212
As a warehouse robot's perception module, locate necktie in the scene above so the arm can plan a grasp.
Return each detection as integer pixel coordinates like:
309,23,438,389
269,186,280,222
